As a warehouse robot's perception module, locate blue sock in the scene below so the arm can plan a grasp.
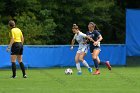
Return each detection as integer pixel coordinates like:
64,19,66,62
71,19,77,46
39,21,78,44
93,59,99,70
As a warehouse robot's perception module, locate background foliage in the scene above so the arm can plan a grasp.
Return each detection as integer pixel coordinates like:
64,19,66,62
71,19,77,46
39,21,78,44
0,0,138,45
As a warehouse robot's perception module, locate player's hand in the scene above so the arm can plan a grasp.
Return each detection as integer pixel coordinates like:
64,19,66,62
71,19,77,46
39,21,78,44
70,46,73,50
93,42,98,46
89,38,92,41
6,47,10,52
82,42,87,45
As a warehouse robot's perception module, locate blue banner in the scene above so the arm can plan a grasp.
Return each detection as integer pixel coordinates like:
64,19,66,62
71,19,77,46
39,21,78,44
0,45,126,68
126,9,140,56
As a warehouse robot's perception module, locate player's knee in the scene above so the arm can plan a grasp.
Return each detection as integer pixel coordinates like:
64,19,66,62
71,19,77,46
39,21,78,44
75,59,79,63
17,56,22,62
11,59,16,62
79,57,83,62
92,56,97,60
18,58,22,62
11,56,16,62
79,54,85,61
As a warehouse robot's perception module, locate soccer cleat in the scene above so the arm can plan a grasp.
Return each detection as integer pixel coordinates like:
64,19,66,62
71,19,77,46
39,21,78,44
105,61,111,70
10,76,17,79
93,70,100,75
77,71,82,75
23,75,27,78
88,67,93,73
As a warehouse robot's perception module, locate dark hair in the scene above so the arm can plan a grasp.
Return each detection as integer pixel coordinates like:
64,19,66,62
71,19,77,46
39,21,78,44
89,22,96,26
72,24,79,29
89,22,99,30
8,20,15,27
95,25,99,30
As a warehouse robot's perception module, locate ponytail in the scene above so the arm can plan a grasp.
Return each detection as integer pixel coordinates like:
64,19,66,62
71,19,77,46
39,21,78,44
95,25,99,30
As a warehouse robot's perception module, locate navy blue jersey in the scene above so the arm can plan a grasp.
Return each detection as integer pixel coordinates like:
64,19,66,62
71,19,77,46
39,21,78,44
86,30,101,47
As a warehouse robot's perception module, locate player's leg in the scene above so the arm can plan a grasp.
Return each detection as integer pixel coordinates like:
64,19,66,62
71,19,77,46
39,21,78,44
17,43,27,78
79,52,89,68
97,56,111,70
105,61,111,70
92,49,100,75
10,43,17,78
79,52,92,73
11,55,17,78
75,53,82,75
17,55,27,78
96,56,100,64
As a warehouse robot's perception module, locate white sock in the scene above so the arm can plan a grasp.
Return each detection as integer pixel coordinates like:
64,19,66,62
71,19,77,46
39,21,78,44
76,63,81,72
82,60,90,68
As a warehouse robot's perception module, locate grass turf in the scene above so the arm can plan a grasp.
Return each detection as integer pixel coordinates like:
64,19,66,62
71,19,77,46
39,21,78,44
0,67,140,93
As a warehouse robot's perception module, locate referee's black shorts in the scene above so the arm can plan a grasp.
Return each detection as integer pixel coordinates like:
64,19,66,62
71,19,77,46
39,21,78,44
11,42,23,55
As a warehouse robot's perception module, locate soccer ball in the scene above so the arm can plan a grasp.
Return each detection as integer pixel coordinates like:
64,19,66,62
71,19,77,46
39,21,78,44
65,68,73,75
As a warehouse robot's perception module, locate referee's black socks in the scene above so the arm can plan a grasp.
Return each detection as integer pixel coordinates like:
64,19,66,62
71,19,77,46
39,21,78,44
12,62,16,77
19,62,26,76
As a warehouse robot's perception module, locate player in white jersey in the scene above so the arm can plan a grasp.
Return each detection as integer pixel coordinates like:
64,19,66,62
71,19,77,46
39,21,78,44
70,24,94,75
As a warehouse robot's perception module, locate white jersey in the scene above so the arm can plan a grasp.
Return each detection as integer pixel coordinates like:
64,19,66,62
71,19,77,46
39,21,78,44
73,31,88,53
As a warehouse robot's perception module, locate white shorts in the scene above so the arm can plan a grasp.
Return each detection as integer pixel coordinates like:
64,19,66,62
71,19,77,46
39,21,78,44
77,46,88,54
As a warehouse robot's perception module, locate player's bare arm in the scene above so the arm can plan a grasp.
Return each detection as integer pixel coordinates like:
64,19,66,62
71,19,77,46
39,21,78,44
21,35,24,45
94,35,103,46
7,37,14,52
70,39,75,50
86,36,95,43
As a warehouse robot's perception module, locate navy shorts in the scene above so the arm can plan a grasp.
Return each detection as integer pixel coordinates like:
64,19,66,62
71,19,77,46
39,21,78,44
11,42,23,55
90,46,101,53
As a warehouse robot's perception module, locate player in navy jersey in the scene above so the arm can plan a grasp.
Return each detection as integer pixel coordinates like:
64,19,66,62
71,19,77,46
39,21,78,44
86,22,111,75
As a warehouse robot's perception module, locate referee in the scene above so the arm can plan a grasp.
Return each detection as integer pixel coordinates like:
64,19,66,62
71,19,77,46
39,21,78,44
7,20,27,78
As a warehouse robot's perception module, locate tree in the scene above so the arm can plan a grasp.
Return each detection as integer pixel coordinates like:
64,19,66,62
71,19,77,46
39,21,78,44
0,0,127,44
42,0,125,44
0,0,56,45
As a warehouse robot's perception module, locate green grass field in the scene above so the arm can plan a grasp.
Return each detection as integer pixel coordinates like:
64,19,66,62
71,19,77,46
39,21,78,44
0,67,140,93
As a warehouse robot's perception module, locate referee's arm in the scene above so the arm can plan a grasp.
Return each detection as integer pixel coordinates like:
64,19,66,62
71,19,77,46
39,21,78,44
8,38,14,48
21,35,24,45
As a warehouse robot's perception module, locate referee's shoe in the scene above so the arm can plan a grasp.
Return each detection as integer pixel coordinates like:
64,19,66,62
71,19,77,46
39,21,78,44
23,75,27,78
10,76,17,79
